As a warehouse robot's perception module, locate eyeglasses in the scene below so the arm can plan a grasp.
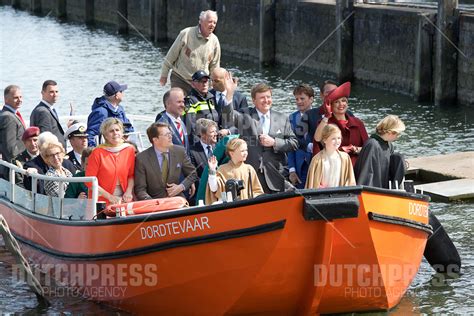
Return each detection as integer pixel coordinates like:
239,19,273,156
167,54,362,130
46,151,64,158
159,132,172,138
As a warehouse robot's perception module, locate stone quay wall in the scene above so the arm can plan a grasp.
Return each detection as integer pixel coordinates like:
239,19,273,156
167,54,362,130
2,0,473,106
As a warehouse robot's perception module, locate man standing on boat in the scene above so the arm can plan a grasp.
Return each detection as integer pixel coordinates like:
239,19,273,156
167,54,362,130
86,80,134,147
155,87,191,153
30,80,67,148
160,10,221,94
134,122,197,200
210,67,249,113
0,85,26,179
221,78,299,194
210,67,248,135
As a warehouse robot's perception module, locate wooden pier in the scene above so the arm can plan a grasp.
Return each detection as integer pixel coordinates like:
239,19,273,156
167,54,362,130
407,151,474,202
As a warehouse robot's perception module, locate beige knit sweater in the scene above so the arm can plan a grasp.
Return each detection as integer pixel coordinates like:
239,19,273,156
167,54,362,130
161,25,221,82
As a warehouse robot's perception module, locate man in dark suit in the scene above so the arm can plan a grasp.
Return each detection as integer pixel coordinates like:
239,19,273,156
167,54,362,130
64,122,88,173
189,118,218,183
210,67,248,135
222,81,299,193
288,84,315,188
0,85,26,179
134,122,197,200
30,80,66,148
155,87,191,153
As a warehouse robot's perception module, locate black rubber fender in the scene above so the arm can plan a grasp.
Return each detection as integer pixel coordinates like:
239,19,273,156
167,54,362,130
424,211,461,273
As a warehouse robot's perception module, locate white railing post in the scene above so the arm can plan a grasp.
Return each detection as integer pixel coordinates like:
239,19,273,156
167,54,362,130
9,168,16,203
91,177,99,217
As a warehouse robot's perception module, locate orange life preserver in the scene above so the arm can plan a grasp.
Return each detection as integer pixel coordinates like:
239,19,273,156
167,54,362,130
105,196,188,217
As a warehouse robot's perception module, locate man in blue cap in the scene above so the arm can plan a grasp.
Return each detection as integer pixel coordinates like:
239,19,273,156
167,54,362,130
86,80,134,147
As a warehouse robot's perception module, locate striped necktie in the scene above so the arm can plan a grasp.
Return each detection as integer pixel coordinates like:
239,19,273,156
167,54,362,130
175,119,184,144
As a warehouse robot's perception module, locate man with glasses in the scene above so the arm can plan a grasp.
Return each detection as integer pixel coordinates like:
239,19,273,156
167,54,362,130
86,80,134,147
183,70,219,145
134,122,197,200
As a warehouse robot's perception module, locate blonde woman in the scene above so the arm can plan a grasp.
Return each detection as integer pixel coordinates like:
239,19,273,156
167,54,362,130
86,118,135,205
205,138,264,204
43,141,73,197
354,115,406,189
305,124,355,189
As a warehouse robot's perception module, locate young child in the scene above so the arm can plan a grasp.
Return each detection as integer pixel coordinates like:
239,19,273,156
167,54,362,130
305,124,355,189
354,115,406,189
206,138,264,204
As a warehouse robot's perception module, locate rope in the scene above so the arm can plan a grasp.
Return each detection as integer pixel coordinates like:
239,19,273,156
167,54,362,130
0,215,49,305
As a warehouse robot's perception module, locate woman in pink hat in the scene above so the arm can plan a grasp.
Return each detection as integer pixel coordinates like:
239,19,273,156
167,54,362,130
313,82,368,166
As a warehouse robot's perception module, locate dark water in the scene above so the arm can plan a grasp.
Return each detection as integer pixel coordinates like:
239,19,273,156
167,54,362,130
0,6,473,314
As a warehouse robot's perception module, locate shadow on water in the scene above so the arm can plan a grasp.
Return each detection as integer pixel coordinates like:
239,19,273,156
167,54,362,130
0,5,473,315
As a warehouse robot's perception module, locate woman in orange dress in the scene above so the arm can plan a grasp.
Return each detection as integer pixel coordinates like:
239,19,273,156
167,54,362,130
86,118,135,205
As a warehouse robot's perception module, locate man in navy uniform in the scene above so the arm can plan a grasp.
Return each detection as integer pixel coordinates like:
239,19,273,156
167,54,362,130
65,122,88,173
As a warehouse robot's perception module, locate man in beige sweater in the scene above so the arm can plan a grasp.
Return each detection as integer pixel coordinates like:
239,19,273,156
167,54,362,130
160,10,221,94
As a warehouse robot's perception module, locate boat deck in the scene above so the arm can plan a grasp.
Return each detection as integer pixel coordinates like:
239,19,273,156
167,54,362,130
406,151,474,202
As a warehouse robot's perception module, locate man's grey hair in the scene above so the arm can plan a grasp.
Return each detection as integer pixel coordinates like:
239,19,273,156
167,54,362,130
196,118,217,137
4,85,20,98
199,10,218,22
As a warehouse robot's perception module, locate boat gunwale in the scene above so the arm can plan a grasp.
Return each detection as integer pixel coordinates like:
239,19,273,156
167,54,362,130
0,185,428,227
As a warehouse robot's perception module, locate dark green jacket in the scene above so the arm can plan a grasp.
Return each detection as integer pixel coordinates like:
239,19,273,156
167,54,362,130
64,171,88,198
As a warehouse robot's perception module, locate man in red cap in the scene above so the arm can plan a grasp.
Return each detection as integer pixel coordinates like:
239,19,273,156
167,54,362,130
11,126,40,187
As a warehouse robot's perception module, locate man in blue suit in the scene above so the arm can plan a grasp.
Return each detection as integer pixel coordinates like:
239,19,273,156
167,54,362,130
155,87,190,153
288,84,315,188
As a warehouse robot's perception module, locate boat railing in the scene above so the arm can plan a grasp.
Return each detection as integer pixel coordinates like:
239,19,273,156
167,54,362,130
0,159,99,220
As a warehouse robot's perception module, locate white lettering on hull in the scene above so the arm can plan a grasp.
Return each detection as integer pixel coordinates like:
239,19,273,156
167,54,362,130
140,217,211,240
408,202,429,218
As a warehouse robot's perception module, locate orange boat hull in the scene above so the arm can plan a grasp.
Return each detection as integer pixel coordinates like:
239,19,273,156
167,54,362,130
0,187,430,314
316,190,431,313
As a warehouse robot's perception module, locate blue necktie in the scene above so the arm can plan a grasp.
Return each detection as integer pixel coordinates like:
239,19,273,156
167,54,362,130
52,108,59,120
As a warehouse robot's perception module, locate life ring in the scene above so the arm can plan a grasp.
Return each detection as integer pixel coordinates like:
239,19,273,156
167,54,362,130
105,197,189,217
